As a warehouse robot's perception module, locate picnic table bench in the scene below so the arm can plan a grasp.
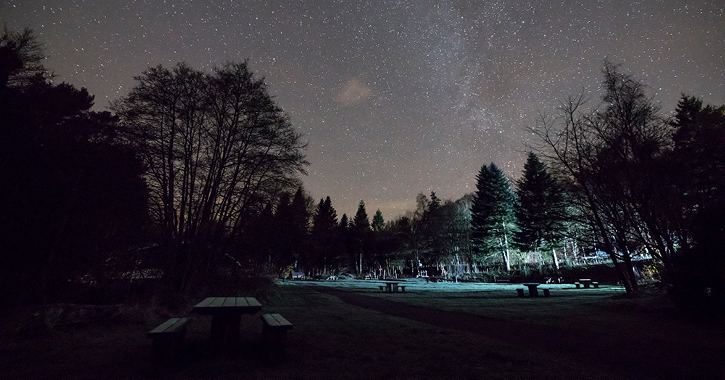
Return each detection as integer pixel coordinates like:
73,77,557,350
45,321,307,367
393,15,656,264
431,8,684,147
147,317,190,360
261,313,293,350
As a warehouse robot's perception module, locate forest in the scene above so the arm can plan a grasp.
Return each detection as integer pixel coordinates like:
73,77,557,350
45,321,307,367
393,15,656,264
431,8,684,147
1,28,723,316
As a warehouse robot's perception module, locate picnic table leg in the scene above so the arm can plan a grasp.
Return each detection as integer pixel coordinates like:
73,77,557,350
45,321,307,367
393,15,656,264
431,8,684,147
210,314,241,341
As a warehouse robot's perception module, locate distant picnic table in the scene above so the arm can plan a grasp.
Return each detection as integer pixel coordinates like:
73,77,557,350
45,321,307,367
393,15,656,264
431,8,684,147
575,279,599,288
379,280,406,293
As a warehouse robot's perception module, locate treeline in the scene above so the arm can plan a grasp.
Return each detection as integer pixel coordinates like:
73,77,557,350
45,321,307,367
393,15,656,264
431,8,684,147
1,29,723,315
242,62,725,316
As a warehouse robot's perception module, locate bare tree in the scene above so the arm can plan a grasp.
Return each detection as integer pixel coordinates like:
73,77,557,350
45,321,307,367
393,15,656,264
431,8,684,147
532,62,673,295
113,61,307,291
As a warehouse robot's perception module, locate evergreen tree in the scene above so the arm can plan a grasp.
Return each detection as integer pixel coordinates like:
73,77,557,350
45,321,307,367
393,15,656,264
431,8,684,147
372,209,385,232
312,197,338,235
310,196,339,273
272,193,294,268
338,213,353,271
289,187,311,268
238,201,275,268
514,152,567,252
428,192,441,214
339,213,349,230
421,191,444,262
668,95,725,313
470,163,517,270
352,200,371,274
353,200,371,232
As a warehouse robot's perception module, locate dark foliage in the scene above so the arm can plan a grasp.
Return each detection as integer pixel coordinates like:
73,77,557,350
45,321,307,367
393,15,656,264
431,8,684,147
666,95,725,316
0,28,148,305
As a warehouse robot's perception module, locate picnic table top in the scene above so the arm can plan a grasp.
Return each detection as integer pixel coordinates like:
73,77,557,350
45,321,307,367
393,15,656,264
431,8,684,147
193,296,262,315
522,283,541,286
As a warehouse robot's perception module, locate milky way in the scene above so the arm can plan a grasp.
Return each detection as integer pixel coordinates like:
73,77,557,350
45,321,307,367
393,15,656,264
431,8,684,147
3,0,723,219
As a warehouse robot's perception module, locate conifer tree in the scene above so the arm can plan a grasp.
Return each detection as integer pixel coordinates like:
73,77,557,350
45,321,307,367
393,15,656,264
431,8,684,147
470,163,517,270
514,152,567,252
353,200,371,232
289,187,311,268
272,192,293,267
311,196,339,273
339,214,349,230
428,192,441,214
352,200,371,274
372,209,385,232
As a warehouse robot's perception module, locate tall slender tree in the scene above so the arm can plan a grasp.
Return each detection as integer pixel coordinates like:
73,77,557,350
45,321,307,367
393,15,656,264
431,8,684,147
470,163,517,270
352,200,371,274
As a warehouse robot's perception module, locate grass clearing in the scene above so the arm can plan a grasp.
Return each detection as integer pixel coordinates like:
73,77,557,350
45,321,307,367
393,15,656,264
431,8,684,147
1,279,722,379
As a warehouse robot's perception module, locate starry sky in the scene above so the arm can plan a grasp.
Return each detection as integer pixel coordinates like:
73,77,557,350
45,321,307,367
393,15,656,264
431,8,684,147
2,0,724,219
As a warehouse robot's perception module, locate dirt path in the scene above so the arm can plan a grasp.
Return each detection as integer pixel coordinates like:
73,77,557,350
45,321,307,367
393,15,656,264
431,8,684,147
308,285,722,379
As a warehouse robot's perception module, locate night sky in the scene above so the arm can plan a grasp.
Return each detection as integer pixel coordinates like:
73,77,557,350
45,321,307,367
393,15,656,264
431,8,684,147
3,1,723,219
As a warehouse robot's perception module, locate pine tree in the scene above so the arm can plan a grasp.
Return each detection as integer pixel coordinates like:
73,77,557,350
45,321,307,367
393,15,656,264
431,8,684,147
428,191,441,214
310,196,339,273
312,197,338,235
372,209,385,232
470,163,517,270
352,200,371,274
421,191,444,261
514,152,567,252
245,201,274,265
353,200,371,232
272,192,293,267
339,214,349,230
290,187,311,268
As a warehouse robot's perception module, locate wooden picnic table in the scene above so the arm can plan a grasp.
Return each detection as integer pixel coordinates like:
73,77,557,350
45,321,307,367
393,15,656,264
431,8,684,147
193,296,262,341
521,283,541,297
578,279,593,288
380,280,405,293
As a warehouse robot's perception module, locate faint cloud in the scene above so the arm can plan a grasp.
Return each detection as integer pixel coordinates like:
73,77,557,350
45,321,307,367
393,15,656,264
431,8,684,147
336,78,373,107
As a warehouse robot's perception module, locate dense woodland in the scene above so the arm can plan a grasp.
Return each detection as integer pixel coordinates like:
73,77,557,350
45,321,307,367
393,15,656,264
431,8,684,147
1,28,723,315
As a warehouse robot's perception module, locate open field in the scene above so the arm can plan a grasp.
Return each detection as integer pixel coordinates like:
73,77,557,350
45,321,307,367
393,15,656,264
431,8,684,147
1,278,722,379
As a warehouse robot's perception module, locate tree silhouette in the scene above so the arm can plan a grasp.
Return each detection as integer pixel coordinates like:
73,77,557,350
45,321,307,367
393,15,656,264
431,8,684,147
372,209,385,232
351,200,371,274
514,152,567,253
310,196,340,274
533,61,673,294
113,61,308,291
668,95,725,314
0,28,148,304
